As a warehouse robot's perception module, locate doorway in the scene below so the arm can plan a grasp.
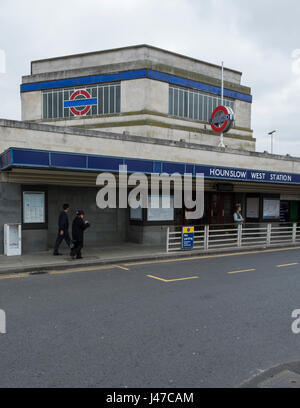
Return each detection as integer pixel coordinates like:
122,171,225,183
209,193,235,226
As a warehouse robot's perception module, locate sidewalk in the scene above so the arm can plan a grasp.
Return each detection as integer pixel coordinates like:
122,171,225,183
0,243,166,275
0,241,300,275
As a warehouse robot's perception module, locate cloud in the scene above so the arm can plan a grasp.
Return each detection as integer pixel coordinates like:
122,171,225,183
0,0,299,155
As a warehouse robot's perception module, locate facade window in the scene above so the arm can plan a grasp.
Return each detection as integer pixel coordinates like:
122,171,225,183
147,196,174,222
42,83,121,119
169,85,235,123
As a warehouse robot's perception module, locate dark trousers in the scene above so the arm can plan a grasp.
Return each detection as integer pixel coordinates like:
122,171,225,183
70,241,83,259
54,230,71,254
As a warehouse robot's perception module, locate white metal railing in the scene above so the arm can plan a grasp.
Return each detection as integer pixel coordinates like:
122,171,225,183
166,223,300,253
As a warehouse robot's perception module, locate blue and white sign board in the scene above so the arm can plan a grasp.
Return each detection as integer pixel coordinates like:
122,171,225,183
182,227,195,250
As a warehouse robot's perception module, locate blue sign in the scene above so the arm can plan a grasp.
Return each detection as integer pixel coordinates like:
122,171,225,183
196,165,300,185
182,227,194,249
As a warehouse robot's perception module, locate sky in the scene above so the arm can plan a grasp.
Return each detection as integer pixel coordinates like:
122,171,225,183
0,0,299,155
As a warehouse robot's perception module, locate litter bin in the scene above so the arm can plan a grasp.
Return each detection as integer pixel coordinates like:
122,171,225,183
4,224,22,256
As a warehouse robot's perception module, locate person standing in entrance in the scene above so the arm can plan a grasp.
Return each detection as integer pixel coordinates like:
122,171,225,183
53,203,71,255
70,210,90,260
233,204,244,228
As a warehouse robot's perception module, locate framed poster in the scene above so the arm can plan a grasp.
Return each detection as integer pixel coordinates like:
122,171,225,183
147,195,174,222
23,192,45,224
246,197,260,219
263,198,280,220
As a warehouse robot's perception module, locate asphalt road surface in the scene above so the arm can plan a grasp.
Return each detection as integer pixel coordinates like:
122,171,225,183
1,247,300,388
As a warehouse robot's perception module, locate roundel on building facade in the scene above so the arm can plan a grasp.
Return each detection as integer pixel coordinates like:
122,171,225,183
64,89,98,116
209,106,235,133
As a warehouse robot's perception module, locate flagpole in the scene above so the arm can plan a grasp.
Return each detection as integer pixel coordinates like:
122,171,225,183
219,61,225,148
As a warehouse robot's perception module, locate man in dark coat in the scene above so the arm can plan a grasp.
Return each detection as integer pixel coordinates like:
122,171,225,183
70,210,90,260
53,203,71,256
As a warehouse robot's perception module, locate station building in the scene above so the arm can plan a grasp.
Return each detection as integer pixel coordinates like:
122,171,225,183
1,44,300,254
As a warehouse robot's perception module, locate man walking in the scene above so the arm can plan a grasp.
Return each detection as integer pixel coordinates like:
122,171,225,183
70,210,90,260
53,203,71,256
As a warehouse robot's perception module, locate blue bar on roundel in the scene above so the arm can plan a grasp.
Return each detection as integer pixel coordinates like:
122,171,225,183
64,98,98,108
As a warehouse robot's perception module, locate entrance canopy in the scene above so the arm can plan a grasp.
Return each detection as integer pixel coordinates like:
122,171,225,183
1,147,300,186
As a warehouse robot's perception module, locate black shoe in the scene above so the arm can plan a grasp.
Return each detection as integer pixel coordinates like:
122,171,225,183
76,256,83,260
53,252,63,256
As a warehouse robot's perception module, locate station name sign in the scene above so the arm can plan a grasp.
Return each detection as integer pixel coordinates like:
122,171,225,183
201,166,296,184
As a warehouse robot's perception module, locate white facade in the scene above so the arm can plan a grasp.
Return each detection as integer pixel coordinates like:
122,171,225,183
21,45,254,151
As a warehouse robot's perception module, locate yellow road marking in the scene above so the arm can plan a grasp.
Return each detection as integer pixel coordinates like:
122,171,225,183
228,269,256,275
0,273,29,280
114,265,130,271
49,264,129,275
147,275,199,283
0,264,129,279
124,246,300,268
49,265,117,275
277,263,299,268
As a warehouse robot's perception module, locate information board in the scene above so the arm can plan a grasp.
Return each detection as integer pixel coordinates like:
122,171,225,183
23,192,45,224
263,198,280,220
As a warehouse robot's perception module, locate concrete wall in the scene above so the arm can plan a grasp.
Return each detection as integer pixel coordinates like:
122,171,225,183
0,121,287,175
30,45,242,84
0,181,130,255
21,91,42,121
86,124,255,151
121,79,169,114
47,186,129,249
234,100,252,130
0,182,21,255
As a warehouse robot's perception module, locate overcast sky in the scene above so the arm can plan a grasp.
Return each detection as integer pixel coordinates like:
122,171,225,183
0,0,299,155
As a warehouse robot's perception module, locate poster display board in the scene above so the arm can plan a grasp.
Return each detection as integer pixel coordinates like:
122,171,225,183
147,196,174,222
23,192,45,224
263,198,280,220
246,197,260,219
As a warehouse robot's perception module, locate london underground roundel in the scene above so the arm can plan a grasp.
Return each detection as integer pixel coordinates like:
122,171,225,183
64,89,98,116
209,106,235,133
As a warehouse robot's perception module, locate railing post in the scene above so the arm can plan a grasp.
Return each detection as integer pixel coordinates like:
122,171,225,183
237,224,242,248
267,224,272,246
293,223,297,243
204,225,209,251
166,227,170,253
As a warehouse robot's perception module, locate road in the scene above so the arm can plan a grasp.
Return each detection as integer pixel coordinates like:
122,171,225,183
1,247,300,388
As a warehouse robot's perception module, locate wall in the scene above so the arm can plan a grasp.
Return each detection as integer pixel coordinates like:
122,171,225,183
121,78,169,114
30,45,242,84
0,182,21,255
0,121,294,175
127,224,168,245
21,91,42,121
0,181,129,255
47,186,128,249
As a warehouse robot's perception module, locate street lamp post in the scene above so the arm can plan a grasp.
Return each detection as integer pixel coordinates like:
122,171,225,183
268,130,277,154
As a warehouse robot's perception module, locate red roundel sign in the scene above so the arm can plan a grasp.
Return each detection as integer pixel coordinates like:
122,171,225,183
209,106,234,133
64,89,98,116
